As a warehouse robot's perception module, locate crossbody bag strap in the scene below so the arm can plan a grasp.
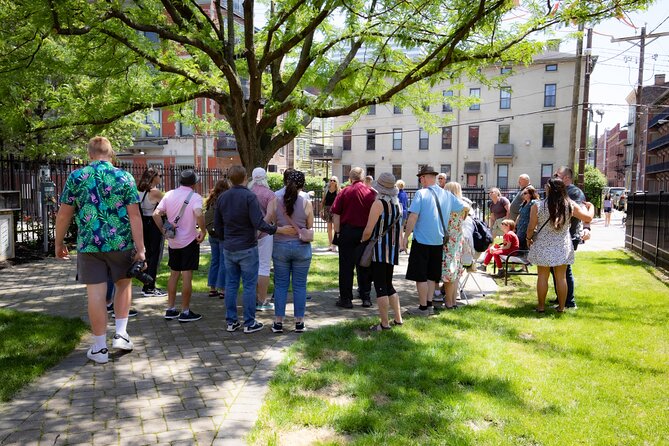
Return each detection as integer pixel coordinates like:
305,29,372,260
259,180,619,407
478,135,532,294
427,187,448,238
173,190,195,225
376,202,401,239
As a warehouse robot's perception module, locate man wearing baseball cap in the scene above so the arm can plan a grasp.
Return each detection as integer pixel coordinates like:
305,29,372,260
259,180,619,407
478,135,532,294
153,169,206,322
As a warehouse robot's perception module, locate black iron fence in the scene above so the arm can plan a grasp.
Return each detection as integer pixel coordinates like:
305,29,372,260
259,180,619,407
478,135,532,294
625,191,669,271
0,154,497,252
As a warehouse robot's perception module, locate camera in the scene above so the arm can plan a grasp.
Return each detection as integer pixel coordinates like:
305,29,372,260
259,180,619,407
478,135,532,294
127,260,154,285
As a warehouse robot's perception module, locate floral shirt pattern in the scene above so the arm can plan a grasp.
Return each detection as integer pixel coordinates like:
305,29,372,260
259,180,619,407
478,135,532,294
442,211,466,282
59,161,139,253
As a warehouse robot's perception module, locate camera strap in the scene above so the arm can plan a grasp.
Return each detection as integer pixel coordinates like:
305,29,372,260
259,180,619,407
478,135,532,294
172,191,195,226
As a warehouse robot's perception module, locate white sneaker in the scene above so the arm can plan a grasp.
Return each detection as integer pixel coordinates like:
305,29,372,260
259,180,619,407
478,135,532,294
111,334,134,351
87,346,109,364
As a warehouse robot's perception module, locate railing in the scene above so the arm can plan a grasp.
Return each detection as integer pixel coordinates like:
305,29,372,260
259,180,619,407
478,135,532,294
646,161,669,175
648,133,669,152
625,191,669,271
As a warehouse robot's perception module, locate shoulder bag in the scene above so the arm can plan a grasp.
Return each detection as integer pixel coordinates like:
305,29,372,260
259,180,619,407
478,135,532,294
163,191,194,239
359,205,401,268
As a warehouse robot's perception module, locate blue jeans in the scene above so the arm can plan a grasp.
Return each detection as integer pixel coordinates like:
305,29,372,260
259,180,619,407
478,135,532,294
208,237,226,289
224,247,259,327
272,240,312,318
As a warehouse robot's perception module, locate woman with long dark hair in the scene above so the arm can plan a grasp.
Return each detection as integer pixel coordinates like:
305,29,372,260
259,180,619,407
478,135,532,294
265,170,314,333
322,176,340,251
204,178,230,298
527,178,593,313
137,168,166,297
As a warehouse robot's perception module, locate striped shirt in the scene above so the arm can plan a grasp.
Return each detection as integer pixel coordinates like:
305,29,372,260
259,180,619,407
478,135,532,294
371,199,401,265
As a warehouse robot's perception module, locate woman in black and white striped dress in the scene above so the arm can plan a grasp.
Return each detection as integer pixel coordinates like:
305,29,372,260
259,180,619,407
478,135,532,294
362,172,403,331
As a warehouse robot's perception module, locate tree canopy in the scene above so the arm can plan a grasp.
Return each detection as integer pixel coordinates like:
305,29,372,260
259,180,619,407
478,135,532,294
0,0,653,166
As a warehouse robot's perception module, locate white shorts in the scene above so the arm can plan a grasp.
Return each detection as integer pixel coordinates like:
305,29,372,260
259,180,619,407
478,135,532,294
257,235,273,276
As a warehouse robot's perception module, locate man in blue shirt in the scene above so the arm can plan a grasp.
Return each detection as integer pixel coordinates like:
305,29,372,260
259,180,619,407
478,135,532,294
403,166,468,317
215,165,278,333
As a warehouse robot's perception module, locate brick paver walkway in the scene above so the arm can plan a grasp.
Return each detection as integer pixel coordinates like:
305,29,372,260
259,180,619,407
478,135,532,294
1,246,501,445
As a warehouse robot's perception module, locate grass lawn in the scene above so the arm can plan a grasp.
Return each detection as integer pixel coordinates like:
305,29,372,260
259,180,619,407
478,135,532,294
0,309,88,402
249,250,669,445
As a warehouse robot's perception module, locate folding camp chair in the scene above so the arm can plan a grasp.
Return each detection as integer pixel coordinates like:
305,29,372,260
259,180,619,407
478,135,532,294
458,252,486,303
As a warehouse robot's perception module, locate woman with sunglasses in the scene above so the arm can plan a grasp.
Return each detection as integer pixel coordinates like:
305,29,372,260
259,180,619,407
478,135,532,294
322,176,340,251
137,168,166,297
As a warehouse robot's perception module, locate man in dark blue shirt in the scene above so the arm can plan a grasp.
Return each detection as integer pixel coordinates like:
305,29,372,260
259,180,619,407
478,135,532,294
215,165,277,333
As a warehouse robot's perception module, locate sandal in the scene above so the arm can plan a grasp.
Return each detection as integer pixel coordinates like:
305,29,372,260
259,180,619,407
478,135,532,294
208,290,219,297
534,308,545,313
391,320,403,326
369,323,392,332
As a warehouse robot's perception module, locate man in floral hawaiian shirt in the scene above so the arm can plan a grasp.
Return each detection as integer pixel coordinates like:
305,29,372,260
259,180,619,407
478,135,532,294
55,136,145,364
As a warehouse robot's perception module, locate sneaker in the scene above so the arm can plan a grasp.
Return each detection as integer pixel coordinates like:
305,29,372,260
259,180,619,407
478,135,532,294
244,321,264,334
255,303,264,311
111,308,138,319
294,322,305,333
260,301,275,310
477,265,487,272
553,304,578,310
178,310,202,322
361,299,372,308
142,288,167,297
164,308,180,320
433,296,445,303
405,307,431,317
87,347,109,364
427,306,435,315
335,300,353,309
111,334,133,351
226,321,241,332
271,322,283,333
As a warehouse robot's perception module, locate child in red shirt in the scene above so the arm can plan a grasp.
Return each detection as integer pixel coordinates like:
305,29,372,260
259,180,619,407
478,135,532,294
478,219,519,276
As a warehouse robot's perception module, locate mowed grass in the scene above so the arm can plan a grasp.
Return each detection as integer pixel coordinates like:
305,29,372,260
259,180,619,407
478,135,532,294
249,250,669,445
0,309,88,402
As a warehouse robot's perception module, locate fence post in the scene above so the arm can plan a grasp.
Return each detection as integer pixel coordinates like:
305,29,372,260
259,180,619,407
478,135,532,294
641,192,647,257
656,191,662,266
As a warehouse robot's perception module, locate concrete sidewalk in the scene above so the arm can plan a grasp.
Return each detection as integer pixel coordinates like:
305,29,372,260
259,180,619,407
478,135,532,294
0,248,498,445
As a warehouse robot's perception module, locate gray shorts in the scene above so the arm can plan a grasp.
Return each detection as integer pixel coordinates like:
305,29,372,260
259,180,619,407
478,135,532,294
77,251,134,284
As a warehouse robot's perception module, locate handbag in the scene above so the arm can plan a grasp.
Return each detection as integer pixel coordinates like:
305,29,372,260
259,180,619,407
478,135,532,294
164,191,194,239
359,209,401,268
277,199,314,242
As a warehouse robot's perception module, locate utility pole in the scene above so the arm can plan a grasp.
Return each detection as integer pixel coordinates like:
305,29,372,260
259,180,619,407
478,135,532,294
577,27,593,190
568,23,584,170
611,28,669,192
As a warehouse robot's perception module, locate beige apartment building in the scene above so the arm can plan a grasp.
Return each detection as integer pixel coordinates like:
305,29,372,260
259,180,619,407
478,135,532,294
332,50,584,189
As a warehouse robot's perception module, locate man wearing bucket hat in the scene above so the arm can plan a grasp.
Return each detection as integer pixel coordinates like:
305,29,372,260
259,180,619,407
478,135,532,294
154,169,206,323
403,165,469,317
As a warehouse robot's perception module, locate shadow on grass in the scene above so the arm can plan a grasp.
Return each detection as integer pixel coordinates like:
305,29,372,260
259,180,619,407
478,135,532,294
268,320,532,444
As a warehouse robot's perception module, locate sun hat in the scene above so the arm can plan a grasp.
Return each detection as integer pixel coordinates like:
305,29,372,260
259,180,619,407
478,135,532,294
416,165,439,177
373,172,398,196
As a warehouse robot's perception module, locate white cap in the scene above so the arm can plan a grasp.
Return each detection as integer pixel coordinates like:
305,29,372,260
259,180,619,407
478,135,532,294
252,167,266,180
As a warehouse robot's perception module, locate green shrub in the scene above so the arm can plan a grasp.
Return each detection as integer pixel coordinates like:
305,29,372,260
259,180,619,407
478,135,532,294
584,164,607,210
267,172,325,192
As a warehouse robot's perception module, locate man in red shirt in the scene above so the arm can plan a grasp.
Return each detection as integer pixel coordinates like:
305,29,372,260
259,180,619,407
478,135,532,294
331,167,376,308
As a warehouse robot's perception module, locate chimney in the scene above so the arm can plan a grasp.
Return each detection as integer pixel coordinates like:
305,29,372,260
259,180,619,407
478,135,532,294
655,74,666,85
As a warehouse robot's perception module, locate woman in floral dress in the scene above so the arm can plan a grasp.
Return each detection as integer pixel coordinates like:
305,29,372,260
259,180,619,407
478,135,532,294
442,182,471,309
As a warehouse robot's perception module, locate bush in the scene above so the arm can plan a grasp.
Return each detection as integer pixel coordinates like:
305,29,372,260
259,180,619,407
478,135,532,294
266,172,325,192
584,165,607,211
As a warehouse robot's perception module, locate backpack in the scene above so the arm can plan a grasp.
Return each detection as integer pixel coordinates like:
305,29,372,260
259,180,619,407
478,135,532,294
204,204,218,238
472,217,493,252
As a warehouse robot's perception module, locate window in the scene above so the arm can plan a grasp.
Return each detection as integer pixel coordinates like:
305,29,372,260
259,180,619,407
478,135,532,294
343,130,351,151
392,165,402,181
366,165,375,179
541,164,553,187
544,84,556,107
366,129,376,151
440,164,452,182
143,109,161,137
342,164,351,183
467,174,478,187
419,128,429,150
368,104,376,115
393,128,402,150
498,125,510,144
469,88,481,110
542,123,555,148
393,105,402,114
497,164,509,189
442,91,453,112
268,164,277,173
468,126,479,149
441,126,452,150
501,67,512,74
500,87,511,109
178,122,193,137
546,64,558,71
143,32,159,44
